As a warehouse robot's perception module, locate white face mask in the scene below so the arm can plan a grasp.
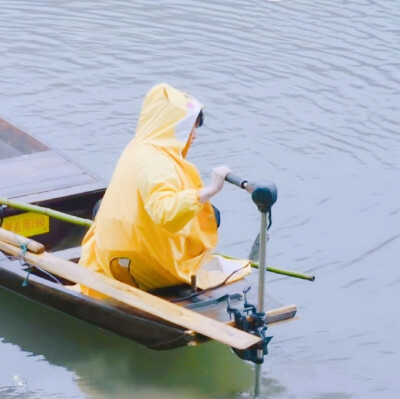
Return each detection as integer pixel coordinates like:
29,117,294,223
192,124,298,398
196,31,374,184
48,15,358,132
174,98,203,143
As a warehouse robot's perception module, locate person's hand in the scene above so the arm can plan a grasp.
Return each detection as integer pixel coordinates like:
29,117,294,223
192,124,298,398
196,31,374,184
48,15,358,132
209,165,232,195
198,165,232,203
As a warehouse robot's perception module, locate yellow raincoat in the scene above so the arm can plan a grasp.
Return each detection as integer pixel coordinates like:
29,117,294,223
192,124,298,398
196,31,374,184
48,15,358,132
79,83,250,295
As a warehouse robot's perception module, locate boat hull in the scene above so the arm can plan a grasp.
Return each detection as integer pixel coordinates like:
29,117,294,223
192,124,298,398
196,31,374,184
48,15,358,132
0,249,296,350
0,255,196,349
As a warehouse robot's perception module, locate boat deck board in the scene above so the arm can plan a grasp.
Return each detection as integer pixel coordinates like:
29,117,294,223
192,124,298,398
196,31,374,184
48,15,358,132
0,118,49,157
0,151,100,199
0,140,23,159
0,118,105,203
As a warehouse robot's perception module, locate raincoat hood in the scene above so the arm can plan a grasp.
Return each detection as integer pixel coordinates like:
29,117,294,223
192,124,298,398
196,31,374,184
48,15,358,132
135,83,203,151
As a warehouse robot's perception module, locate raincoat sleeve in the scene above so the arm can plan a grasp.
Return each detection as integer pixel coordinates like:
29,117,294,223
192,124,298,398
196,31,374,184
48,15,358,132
137,148,203,233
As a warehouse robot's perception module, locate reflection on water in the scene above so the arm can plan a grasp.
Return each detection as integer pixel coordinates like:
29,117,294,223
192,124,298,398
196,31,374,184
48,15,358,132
0,289,254,398
0,0,400,398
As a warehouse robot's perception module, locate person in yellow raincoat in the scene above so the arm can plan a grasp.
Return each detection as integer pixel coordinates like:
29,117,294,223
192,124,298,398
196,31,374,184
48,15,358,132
79,83,250,296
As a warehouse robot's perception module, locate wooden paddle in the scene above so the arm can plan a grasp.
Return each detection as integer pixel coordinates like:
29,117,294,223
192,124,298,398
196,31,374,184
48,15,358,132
0,232,260,350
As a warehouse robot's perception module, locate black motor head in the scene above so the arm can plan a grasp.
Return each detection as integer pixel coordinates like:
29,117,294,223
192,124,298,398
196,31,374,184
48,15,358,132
250,181,277,213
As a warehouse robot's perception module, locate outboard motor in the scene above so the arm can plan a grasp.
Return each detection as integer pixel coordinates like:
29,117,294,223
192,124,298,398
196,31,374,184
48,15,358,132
227,287,272,364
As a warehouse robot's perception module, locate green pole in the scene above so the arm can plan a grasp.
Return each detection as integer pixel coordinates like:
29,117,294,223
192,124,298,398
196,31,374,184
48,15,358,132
218,253,315,282
0,196,93,228
252,263,315,281
1,197,315,282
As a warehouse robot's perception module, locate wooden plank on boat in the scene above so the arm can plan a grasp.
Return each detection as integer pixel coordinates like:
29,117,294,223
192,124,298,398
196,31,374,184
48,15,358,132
226,304,298,327
0,228,44,254
0,239,261,350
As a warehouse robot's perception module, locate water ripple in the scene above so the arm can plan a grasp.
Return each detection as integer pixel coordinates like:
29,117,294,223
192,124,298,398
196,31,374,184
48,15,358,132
1,0,400,398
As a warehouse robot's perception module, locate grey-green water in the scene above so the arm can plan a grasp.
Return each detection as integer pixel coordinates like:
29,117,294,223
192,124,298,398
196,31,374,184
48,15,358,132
1,1,399,398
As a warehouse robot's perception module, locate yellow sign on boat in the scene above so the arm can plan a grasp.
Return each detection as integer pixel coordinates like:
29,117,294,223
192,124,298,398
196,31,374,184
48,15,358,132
2,212,49,237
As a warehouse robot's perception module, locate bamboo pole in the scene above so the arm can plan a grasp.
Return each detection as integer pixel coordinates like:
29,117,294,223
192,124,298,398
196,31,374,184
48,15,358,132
218,253,315,282
251,263,315,281
0,197,315,281
1,196,315,281
0,196,92,227
0,227,44,254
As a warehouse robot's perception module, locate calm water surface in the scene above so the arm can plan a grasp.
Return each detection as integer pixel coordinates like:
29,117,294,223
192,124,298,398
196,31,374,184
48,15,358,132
0,1,399,398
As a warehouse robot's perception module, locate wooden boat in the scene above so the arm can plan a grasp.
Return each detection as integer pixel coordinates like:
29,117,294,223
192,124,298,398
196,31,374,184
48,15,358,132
0,119,297,357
